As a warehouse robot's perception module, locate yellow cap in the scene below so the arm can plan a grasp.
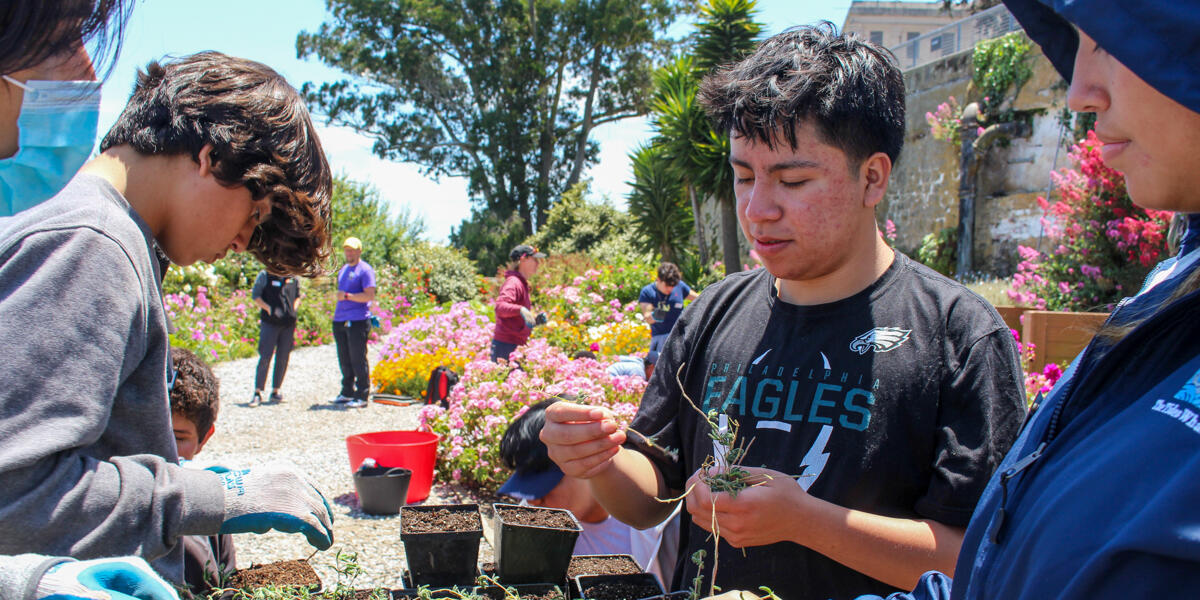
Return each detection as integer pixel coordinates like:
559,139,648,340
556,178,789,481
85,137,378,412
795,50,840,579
343,237,363,250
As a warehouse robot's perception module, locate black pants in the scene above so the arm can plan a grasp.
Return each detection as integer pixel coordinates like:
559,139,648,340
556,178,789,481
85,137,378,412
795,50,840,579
334,319,371,400
255,320,296,391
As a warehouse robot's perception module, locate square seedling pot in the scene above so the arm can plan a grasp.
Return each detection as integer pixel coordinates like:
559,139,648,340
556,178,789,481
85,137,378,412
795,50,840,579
474,583,566,600
643,593,692,600
574,573,664,600
566,554,642,598
493,503,583,585
401,503,483,587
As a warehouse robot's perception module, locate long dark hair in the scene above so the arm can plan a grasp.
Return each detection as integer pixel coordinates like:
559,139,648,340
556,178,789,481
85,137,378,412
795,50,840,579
0,0,132,77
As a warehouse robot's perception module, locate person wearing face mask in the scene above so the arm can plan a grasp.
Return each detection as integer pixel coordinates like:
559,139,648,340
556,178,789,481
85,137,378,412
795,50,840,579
0,0,130,215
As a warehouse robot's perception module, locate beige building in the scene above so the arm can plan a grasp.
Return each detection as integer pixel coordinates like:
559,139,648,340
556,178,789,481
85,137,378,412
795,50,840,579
841,1,963,48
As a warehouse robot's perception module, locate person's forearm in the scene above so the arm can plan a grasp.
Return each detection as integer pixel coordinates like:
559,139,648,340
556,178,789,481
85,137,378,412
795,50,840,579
253,298,270,311
638,302,655,322
786,497,964,590
589,447,678,529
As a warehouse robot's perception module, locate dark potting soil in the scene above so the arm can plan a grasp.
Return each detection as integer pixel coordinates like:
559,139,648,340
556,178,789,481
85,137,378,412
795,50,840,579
225,560,320,589
568,556,642,578
580,581,662,600
402,507,482,533
497,505,576,529
476,587,565,600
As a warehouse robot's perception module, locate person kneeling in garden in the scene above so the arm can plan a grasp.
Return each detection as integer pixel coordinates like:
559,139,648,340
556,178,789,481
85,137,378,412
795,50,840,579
500,398,679,587
168,347,237,592
540,24,1026,600
0,52,335,584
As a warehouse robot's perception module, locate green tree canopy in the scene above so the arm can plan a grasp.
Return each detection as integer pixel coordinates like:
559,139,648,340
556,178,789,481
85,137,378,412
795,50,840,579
330,174,426,268
297,0,684,239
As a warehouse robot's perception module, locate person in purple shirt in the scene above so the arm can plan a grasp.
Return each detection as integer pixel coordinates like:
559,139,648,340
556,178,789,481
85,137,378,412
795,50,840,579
330,236,376,408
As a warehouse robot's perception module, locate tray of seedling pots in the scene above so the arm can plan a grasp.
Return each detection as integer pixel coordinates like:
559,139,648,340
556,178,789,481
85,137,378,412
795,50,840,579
401,503,484,587
216,559,322,597
474,583,567,600
574,573,664,600
493,503,582,585
566,554,643,598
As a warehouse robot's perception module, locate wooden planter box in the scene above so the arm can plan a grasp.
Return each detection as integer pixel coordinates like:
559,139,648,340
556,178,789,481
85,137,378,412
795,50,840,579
1022,310,1108,373
993,305,1027,334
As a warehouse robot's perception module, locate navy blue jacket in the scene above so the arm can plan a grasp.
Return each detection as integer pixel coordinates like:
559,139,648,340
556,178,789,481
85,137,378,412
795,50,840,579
860,220,1200,599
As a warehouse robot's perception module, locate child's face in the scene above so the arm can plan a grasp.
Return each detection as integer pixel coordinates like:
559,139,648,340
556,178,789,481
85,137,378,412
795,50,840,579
171,412,212,461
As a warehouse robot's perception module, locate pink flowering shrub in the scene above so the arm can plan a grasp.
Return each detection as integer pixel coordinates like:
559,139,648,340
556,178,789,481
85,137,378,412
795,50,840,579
1010,329,1064,404
418,338,646,492
926,96,962,145
165,287,260,362
534,266,651,356
1007,131,1172,311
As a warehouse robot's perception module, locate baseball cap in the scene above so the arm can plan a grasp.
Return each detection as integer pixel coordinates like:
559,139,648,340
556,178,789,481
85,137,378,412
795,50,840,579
497,463,564,501
510,244,546,261
343,237,363,250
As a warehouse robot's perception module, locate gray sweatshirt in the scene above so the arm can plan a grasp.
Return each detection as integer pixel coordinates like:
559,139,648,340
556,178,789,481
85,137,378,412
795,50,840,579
0,175,226,583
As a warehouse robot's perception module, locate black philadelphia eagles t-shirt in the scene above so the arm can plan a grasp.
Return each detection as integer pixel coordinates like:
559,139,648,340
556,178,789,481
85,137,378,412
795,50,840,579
626,253,1026,600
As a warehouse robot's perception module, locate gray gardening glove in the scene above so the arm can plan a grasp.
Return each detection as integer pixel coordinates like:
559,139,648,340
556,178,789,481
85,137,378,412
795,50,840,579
36,556,179,600
217,461,334,550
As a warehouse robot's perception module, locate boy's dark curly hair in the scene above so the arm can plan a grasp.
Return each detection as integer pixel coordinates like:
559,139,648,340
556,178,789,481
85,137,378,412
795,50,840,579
698,22,906,169
101,52,332,276
169,347,220,438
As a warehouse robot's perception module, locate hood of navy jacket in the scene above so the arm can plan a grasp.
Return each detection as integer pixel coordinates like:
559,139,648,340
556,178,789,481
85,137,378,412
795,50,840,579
1003,0,1200,114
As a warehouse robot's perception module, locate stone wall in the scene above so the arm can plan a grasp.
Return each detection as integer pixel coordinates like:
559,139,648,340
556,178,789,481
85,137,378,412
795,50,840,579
879,35,1071,275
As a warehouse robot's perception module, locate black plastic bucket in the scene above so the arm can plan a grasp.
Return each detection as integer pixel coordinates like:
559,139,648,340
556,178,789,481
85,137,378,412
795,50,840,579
353,466,412,515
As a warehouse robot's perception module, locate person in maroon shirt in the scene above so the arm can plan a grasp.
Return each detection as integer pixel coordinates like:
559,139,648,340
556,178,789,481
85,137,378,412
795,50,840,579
491,244,545,362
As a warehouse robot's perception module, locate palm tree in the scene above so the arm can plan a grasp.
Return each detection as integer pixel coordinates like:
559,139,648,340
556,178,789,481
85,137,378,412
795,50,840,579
627,142,693,262
650,55,711,264
691,0,763,275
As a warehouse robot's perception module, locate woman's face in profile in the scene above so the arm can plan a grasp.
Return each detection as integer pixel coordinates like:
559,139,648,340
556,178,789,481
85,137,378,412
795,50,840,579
1067,30,1200,213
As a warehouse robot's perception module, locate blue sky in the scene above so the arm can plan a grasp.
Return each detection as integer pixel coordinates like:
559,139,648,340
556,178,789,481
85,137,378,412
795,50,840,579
98,0,856,242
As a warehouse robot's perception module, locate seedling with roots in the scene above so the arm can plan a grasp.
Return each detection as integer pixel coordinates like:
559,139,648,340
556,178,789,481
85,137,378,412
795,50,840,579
630,363,808,598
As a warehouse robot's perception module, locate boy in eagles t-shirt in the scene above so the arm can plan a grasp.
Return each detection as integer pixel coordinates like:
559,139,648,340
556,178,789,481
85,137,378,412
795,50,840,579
539,25,1026,600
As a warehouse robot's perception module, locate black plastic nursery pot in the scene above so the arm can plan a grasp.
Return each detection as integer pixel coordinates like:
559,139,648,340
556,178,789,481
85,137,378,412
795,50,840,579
493,503,583,585
574,573,664,600
400,503,484,587
390,587,476,600
354,466,413,515
567,554,643,598
474,583,566,600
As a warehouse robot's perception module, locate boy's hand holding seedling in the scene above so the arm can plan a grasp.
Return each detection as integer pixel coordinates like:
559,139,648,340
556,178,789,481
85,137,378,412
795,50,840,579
540,401,627,478
686,466,812,549
217,461,335,550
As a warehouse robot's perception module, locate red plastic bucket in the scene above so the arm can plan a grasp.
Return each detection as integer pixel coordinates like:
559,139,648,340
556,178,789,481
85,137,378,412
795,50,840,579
346,430,439,503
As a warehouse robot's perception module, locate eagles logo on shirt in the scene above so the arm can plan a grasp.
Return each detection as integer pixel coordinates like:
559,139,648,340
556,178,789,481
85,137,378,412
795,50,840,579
849,327,912,354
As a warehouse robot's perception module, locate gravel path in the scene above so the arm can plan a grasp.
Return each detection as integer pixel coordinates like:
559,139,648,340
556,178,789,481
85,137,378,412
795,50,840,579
206,344,499,589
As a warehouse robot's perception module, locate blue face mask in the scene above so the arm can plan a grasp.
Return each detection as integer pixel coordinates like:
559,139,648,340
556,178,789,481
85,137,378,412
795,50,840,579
0,76,101,216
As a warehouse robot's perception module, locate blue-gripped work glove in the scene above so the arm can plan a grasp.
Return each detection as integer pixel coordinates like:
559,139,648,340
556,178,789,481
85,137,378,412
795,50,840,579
217,461,335,550
37,557,178,600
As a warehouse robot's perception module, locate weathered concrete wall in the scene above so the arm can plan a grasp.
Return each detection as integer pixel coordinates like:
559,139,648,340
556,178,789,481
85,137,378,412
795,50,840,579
880,35,1070,275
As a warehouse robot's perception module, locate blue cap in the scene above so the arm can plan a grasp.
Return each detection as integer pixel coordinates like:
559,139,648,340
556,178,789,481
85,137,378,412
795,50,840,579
497,465,564,500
